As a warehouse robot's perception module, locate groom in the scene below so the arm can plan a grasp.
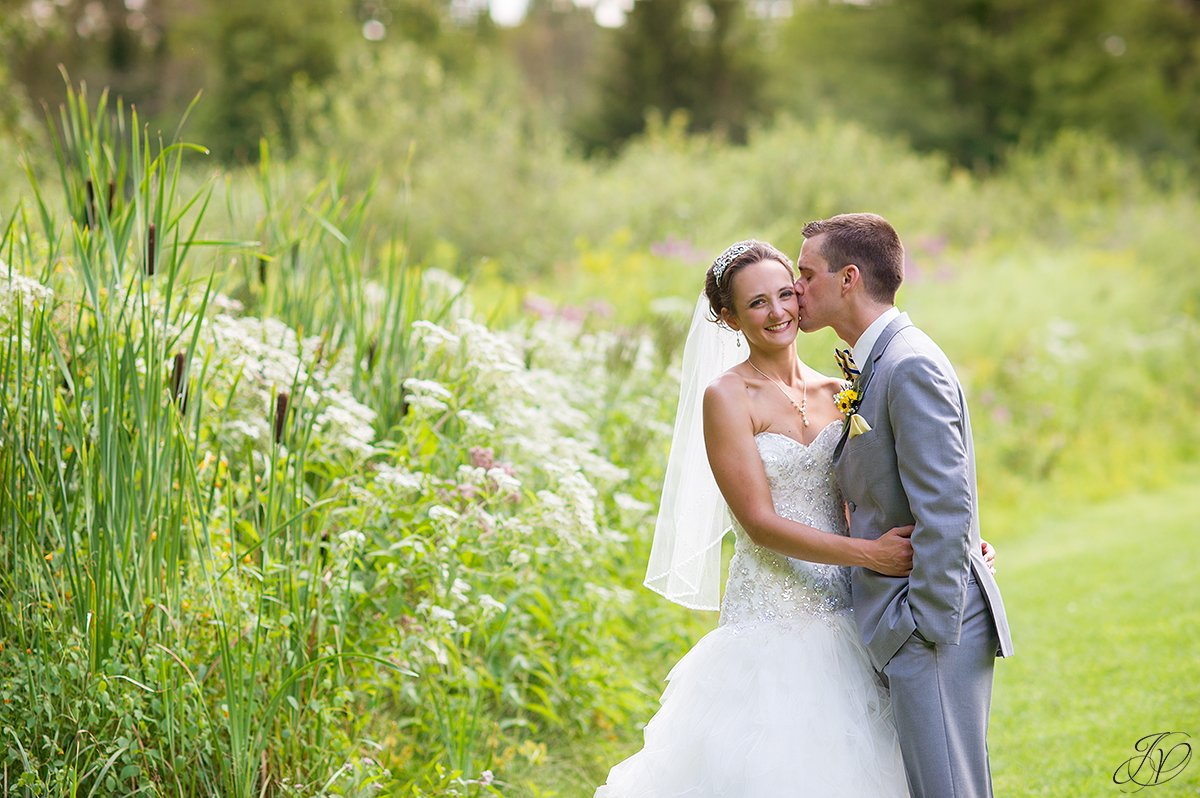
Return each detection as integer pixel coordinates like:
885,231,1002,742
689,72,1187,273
795,213,1014,798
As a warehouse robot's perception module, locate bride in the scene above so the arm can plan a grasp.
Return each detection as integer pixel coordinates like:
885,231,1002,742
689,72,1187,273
595,240,993,796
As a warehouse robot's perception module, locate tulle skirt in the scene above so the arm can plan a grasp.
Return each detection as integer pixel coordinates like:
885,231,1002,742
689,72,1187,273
595,612,909,797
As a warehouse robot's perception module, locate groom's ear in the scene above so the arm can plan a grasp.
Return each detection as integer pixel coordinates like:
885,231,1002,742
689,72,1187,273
841,264,861,294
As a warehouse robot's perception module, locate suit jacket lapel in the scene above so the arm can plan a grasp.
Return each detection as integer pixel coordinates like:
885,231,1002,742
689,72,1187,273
859,313,912,386
833,313,912,460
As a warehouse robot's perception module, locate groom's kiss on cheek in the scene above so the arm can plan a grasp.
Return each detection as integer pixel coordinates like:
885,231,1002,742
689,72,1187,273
794,236,842,334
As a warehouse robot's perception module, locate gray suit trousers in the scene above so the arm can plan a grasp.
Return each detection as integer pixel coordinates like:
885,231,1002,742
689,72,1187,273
881,577,999,798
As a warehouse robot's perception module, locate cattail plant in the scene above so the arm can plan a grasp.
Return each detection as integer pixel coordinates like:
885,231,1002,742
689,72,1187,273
170,352,187,410
273,391,289,444
85,177,96,228
146,221,157,276
366,337,378,371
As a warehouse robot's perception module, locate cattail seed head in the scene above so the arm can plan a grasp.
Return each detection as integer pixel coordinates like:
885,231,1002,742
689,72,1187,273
170,353,186,409
273,392,289,444
85,179,96,229
366,338,379,370
258,254,268,286
106,180,116,215
146,223,157,276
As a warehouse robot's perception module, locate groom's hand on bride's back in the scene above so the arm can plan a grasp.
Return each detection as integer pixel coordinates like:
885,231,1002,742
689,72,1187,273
869,525,914,577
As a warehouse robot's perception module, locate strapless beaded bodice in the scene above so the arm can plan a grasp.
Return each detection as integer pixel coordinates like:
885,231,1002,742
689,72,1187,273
719,422,853,628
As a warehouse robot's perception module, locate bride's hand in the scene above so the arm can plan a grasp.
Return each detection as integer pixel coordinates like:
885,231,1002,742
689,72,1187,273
868,525,914,576
981,539,997,574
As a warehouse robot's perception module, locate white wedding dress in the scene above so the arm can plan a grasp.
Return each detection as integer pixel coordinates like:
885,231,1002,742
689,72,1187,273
597,423,909,797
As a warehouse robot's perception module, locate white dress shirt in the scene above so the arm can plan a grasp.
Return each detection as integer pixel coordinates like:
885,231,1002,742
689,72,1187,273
851,306,901,365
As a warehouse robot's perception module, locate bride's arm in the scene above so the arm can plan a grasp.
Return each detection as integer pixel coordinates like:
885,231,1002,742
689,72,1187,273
702,376,912,576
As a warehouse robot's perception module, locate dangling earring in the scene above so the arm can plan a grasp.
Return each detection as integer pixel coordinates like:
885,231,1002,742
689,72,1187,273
735,331,742,348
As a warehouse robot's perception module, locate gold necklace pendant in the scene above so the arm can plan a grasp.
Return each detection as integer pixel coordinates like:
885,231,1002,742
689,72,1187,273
747,359,810,427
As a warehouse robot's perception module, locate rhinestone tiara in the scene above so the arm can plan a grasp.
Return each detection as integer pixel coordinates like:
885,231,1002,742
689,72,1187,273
711,241,755,284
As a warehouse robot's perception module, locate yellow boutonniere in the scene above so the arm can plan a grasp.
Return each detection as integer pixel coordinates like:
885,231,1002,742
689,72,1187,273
833,381,872,438
834,386,859,414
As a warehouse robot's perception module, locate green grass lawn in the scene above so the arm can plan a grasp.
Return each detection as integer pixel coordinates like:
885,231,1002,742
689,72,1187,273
991,472,1200,797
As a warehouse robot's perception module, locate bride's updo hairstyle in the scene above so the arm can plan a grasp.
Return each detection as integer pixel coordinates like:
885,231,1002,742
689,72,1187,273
705,240,793,324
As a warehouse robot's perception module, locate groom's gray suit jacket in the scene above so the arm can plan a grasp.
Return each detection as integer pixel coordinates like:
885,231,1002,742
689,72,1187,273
833,314,1014,671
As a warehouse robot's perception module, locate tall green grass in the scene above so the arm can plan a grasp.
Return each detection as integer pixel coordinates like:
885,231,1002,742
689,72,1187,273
0,83,423,796
2,83,700,797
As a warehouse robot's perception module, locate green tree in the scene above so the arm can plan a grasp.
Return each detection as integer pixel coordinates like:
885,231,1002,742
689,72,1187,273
503,0,601,123
201,0,345,161
0,2,33,141
774,0,1200,169
582,0,765,151
4,0,174,124
362,0,497,70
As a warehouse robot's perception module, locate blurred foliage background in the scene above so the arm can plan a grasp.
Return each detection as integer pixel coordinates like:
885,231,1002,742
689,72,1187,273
1,0,1199,795
5,0,1200,167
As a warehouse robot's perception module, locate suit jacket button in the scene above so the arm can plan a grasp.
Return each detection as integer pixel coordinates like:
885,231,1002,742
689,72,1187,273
848,501,857,513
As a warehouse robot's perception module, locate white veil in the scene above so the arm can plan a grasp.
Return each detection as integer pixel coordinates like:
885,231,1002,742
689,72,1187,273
644,293,745,610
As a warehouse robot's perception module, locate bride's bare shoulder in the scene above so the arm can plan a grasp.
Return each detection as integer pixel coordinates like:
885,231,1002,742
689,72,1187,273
703,369,756,437
703,369,751,411
706,368,748,395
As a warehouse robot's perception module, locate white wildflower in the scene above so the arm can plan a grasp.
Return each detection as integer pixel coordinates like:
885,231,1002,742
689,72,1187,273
226,419,265,441
338,529,366,548
411,320,461,350
403,378,453,400
425,638,450,665
375,465,423,492
424,267,465,296
0,261,55,350
208,293,245,314
428,505,460,523
475,508,497,532
457,409,495,432
577,451,629,484
456,464,486,485
613,493,652,514
455,318,526,375
405,394,449,413
478,594,506,614
450,578,471,603
487,467,521,494
0,260,54,315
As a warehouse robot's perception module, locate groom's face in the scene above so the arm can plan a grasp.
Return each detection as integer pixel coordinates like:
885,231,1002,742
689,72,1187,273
795,235,844,333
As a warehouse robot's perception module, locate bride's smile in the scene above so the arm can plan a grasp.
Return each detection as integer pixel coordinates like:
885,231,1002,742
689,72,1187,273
717,257,801,350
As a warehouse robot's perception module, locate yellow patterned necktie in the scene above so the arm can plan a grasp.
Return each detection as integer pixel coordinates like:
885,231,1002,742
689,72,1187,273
834,348,860,381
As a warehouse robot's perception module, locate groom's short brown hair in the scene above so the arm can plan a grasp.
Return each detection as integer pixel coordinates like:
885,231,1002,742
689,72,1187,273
801,213,904,303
